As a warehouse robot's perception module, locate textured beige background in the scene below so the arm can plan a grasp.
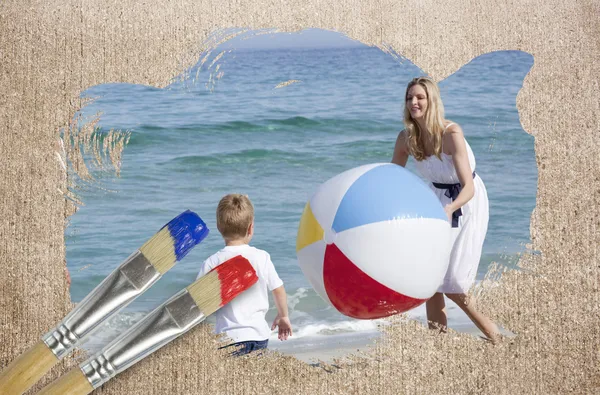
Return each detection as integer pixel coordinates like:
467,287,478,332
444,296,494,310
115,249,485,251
1,0,599,393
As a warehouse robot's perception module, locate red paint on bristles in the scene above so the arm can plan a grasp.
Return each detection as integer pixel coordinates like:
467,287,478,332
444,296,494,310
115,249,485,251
214,255,258,306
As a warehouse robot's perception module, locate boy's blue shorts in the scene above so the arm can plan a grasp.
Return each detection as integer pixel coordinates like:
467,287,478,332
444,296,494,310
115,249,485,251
219,339,269,357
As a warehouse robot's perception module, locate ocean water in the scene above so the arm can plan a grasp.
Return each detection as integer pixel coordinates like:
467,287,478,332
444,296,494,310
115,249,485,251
66,39,536,352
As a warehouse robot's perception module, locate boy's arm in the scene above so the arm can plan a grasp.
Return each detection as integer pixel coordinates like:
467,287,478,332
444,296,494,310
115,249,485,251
272,286,289,318
271,285,292,340
264,253,292,340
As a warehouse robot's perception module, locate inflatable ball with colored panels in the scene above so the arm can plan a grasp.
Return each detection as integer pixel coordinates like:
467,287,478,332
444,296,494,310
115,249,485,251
296,163,453,319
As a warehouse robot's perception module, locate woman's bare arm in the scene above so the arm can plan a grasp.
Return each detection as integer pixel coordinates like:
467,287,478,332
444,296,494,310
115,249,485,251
445,124,475,212
391,130,409,167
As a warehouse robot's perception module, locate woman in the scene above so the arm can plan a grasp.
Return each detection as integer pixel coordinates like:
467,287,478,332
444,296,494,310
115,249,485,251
391,76,500,343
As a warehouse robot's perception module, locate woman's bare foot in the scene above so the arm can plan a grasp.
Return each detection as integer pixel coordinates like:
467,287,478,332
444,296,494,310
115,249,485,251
445,293,500,343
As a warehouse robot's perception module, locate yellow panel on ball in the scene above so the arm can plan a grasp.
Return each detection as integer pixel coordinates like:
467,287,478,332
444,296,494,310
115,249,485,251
296,202,324,252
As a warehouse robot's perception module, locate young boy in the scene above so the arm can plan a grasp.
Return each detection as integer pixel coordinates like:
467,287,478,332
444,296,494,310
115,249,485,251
196,193,292,356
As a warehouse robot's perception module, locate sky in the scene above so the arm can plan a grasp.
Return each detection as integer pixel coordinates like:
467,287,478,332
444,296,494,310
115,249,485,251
215,28,367,50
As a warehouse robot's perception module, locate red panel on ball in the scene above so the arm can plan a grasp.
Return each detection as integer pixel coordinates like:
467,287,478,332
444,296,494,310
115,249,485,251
323,243,427,319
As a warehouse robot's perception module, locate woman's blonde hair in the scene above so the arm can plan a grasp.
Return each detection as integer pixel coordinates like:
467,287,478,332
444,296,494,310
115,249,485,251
403,77,447,161
216,194,254,240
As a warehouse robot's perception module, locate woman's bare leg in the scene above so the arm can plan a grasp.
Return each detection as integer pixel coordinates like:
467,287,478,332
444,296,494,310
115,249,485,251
425,292,447,332
445,293,500,343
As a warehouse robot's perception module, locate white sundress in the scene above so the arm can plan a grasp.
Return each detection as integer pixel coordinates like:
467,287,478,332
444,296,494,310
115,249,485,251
412,123,489,294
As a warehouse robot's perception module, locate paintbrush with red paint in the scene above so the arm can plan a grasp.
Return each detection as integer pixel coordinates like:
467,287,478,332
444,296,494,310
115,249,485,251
37,255,258,395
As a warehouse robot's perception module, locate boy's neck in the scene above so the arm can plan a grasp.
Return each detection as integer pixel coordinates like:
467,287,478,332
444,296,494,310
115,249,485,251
225,238,249,247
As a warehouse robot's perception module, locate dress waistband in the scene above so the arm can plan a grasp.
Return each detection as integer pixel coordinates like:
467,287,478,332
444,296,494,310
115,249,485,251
432,171,476,228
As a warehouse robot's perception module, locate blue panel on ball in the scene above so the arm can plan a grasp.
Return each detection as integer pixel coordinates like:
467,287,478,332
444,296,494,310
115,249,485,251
332,164,447,233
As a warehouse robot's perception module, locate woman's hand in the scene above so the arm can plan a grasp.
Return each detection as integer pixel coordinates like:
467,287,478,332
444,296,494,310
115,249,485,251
444,205,454,223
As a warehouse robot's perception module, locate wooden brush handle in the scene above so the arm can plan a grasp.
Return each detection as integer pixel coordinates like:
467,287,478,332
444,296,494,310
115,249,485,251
37,367,93,395
0,340,58,394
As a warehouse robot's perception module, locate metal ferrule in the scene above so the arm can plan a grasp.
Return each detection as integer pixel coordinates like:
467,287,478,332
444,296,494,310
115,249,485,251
79,289,206,389
42,251,161,359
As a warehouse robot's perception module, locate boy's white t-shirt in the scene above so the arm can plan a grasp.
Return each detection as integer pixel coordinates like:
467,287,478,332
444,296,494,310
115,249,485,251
196,244,283,343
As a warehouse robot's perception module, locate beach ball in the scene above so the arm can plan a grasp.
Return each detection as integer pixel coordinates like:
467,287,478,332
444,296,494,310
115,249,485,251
296,163,453,319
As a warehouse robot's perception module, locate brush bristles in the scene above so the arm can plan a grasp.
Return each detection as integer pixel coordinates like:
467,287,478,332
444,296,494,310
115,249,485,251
187,271,223,316
138,227,178,275
186,256,258,316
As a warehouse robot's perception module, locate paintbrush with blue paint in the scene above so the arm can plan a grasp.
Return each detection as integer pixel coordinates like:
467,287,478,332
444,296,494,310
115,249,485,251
0,210,209,395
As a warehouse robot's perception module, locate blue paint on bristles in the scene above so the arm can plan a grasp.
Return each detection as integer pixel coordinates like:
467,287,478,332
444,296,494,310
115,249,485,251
139,210,209,274
166,210,210,261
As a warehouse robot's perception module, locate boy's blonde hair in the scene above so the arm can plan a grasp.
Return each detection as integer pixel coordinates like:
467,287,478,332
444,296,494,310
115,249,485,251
216,194,254,240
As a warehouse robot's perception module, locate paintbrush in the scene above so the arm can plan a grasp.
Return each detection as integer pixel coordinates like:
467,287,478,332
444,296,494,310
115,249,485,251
0,210,209,395
37,255,258,395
